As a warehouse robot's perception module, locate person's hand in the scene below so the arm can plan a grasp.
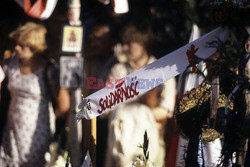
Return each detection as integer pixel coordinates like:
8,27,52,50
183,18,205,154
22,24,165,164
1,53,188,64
151,106,173,130
143,87,161,108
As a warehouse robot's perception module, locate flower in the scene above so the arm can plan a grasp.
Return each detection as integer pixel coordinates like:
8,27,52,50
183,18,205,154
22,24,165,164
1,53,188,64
132,131,158,167
132,156,144,167
132,156,156,167
145,161,154,167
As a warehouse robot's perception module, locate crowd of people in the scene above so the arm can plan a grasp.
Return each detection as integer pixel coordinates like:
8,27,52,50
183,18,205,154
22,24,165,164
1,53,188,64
0,16,179,166
0,1,249,167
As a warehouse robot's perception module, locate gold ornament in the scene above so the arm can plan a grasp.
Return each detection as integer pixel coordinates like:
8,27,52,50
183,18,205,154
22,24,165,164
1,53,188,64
202,128,223,144
175,85,233,138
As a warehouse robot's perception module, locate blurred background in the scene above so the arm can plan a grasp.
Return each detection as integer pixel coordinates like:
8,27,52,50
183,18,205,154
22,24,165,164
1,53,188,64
0,0,217,62
0,0,249,167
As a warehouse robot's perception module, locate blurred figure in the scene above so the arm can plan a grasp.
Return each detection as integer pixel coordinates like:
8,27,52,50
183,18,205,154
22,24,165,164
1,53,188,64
0,22,70,166
83,18,119,167
84,18,118,93
105,23,177,167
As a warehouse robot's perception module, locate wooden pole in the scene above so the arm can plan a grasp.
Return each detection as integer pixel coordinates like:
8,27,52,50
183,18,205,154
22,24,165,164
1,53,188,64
82,118,96,167
67,0,96,166
91,117,97,166
68,88,82,167
67,0,97,165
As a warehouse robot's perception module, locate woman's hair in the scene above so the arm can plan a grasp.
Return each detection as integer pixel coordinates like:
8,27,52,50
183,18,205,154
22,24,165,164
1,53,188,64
10,22,47,54
122,24,154,53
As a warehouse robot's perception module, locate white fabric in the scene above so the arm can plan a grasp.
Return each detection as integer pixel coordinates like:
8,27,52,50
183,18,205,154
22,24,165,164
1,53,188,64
0,65,5,83
107,56,176,113
158,77,176,114
189,24,200,43
77,27,229,120
203,138,222,166
113,0,129,14
40,0,58,20
105,104,160,167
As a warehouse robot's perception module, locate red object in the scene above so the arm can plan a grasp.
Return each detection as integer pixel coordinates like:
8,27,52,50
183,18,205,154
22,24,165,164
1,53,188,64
111,0,115,10
165,93,181,167
165,118,180,167
186,44,199,72
24,0,47,18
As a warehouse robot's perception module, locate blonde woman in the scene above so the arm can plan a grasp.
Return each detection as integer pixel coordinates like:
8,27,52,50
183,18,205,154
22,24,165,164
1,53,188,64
0,22,70,166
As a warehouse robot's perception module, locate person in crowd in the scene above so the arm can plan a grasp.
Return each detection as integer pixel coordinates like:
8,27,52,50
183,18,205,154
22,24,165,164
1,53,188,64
84,17,119,95
83,17,119,167
105,23,177,167
0,22,71,167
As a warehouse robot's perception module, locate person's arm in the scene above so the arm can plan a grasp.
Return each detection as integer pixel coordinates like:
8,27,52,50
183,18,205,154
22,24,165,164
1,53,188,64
143,87,160,108
151,78,177,129
45,59,71,118
54,88,71,118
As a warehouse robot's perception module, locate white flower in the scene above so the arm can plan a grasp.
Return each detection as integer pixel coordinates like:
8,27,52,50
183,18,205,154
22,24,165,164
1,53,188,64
44,152,51,162
132,156,144,167
132,156,157,167
145,161,154,167
53,152,71,167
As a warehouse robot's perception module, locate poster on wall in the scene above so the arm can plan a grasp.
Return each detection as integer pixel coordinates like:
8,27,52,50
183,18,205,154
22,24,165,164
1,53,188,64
60,56,83,89
61,25,83,53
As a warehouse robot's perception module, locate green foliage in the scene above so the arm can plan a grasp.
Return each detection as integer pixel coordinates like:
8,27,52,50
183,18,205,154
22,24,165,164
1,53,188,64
137,130,150,164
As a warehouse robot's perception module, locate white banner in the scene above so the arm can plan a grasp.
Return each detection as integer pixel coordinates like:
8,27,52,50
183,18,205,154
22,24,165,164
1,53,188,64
76,27,229,120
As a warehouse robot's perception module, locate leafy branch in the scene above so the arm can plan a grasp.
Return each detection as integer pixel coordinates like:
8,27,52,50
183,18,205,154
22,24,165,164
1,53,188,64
137,130,150,165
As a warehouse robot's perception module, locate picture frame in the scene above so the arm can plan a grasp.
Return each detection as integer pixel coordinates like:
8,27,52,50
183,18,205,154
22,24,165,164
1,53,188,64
60,56,83,89
61,25,83,53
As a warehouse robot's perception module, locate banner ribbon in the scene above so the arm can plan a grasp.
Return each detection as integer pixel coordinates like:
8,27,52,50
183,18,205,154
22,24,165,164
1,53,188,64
76,27,229,120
